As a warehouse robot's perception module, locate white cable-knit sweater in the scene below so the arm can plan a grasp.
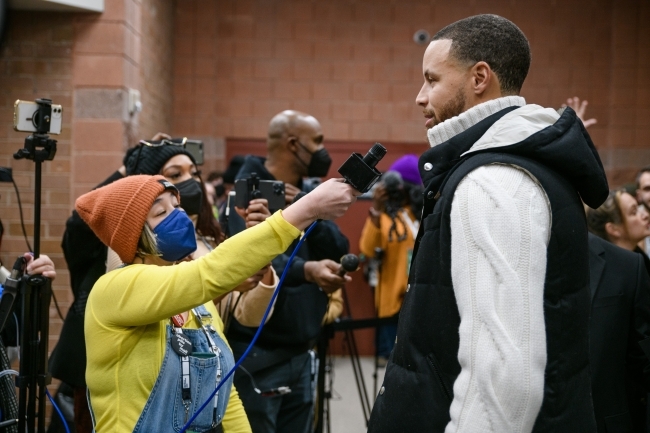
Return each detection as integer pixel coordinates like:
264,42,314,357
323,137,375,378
427,98,560,433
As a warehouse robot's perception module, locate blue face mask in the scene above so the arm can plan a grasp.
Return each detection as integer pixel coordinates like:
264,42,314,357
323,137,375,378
152,208,197,262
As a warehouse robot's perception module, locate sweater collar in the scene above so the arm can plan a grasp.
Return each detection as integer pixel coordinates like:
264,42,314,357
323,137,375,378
427,96,526,148
418,106,520,195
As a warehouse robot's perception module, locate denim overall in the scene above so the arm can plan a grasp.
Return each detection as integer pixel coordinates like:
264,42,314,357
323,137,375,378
131,305,235,433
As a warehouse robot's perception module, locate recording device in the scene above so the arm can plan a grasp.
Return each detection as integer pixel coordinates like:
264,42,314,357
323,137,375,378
234,172,285,212
337,254,360,277
184,139,204,165
14,99,62,135
338,143,387,193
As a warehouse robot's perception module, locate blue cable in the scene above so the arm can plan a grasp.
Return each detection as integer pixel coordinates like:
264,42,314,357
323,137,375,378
45,388,71,433
180,220,319,432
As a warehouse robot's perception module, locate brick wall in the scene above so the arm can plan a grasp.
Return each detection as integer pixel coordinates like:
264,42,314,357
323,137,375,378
171,0,650,187
139,0,174,140
0,11,75,351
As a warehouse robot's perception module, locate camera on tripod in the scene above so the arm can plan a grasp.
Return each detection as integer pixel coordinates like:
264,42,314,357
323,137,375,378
13,98,60,162
0,97,61,432
14,98,62,136
234,172,286,212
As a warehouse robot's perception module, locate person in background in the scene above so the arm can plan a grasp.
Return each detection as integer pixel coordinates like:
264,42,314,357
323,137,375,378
587,190,650,275
77,174,359,432
572,99,650,432
359,154,422,367
226,110,350,433
586,190,650,431
211,156,245,225
635,167,650,255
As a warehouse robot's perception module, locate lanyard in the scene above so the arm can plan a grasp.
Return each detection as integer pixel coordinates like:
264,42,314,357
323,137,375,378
171,315,192,421
171,309,223,426
192,308,222,425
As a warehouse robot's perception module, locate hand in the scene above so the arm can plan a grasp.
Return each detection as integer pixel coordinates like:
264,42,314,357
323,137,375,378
304,259,351,294
24,253,56,279
150,132,172,141
284,183,302,206
234,264,271,292
283,178,361,230
235,198,271,228
563,97,597,128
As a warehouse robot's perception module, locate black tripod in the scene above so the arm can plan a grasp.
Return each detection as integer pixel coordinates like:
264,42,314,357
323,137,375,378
0,124,57,432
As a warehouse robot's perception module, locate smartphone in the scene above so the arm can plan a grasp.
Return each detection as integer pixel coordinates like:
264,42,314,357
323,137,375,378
234,177,286,212
185,139,204,165
13,100,62,135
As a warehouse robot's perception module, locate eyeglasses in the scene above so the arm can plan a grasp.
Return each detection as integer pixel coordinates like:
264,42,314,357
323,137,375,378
139,137,188,147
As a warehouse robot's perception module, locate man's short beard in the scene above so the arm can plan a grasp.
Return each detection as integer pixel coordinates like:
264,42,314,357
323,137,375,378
428,87,467,129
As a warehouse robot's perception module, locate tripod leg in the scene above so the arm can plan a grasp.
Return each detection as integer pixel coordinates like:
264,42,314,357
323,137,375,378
314,331,328,433
344,328,372,425
37,278,52,433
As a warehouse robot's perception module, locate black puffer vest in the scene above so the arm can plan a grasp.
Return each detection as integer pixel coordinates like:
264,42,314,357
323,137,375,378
368,106,608,433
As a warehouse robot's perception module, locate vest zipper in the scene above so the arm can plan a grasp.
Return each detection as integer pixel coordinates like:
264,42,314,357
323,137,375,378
426,354,452,402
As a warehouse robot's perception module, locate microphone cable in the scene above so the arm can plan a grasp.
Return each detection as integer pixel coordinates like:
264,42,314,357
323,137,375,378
180,220,319,433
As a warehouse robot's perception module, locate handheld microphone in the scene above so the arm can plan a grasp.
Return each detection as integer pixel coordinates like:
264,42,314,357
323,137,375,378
337,254,360,277
338,143,387,193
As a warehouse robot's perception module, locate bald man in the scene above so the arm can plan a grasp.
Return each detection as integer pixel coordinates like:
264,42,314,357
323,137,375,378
226,111,350,433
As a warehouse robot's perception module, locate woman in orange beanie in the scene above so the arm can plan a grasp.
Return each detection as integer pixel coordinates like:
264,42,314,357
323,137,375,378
76,174,358,433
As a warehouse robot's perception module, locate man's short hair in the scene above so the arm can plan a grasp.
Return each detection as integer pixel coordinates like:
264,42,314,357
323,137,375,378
433,14,531,95
635,166,650,189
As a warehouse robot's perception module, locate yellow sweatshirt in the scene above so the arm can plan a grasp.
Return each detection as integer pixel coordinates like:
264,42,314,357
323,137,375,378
85,211,300,432
359,209,417,318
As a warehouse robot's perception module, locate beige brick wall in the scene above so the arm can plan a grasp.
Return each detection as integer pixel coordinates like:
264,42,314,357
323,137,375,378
139,0,174,140
171,0,650,188
0,11,75,351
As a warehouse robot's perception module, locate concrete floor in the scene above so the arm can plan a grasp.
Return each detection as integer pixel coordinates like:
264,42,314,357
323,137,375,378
319,356,386,433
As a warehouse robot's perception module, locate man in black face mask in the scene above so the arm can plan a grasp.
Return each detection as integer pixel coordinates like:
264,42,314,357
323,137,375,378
226,110,350,433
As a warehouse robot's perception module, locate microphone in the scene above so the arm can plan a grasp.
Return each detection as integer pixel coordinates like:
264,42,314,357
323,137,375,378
337,254,360,277
338,143,387,193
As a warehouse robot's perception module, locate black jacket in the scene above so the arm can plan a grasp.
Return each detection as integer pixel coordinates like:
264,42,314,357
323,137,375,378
226,156,349,355
588,234,650,432
368,106,609,433
49,171,123,387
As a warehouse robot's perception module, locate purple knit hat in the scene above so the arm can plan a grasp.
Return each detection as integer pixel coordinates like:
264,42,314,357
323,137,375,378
389,154,422,185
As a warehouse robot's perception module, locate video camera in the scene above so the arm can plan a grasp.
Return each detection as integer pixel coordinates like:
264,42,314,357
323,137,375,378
234,172,285,212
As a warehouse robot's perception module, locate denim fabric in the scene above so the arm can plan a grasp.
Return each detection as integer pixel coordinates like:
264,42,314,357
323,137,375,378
132,317,235,432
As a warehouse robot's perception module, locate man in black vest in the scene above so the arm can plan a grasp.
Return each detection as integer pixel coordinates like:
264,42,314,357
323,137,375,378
226,110,350,433
368,14,609,432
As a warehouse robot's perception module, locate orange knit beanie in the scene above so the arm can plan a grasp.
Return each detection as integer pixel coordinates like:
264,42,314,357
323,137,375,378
75,175,179,264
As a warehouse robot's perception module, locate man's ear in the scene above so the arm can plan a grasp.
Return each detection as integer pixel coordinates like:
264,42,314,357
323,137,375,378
286,135,298,152
605,221,622,241
471,61,496,96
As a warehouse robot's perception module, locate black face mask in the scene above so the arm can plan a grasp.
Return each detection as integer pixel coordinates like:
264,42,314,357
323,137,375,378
294,141,332,178
175,178,203,216
215,183,226,198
